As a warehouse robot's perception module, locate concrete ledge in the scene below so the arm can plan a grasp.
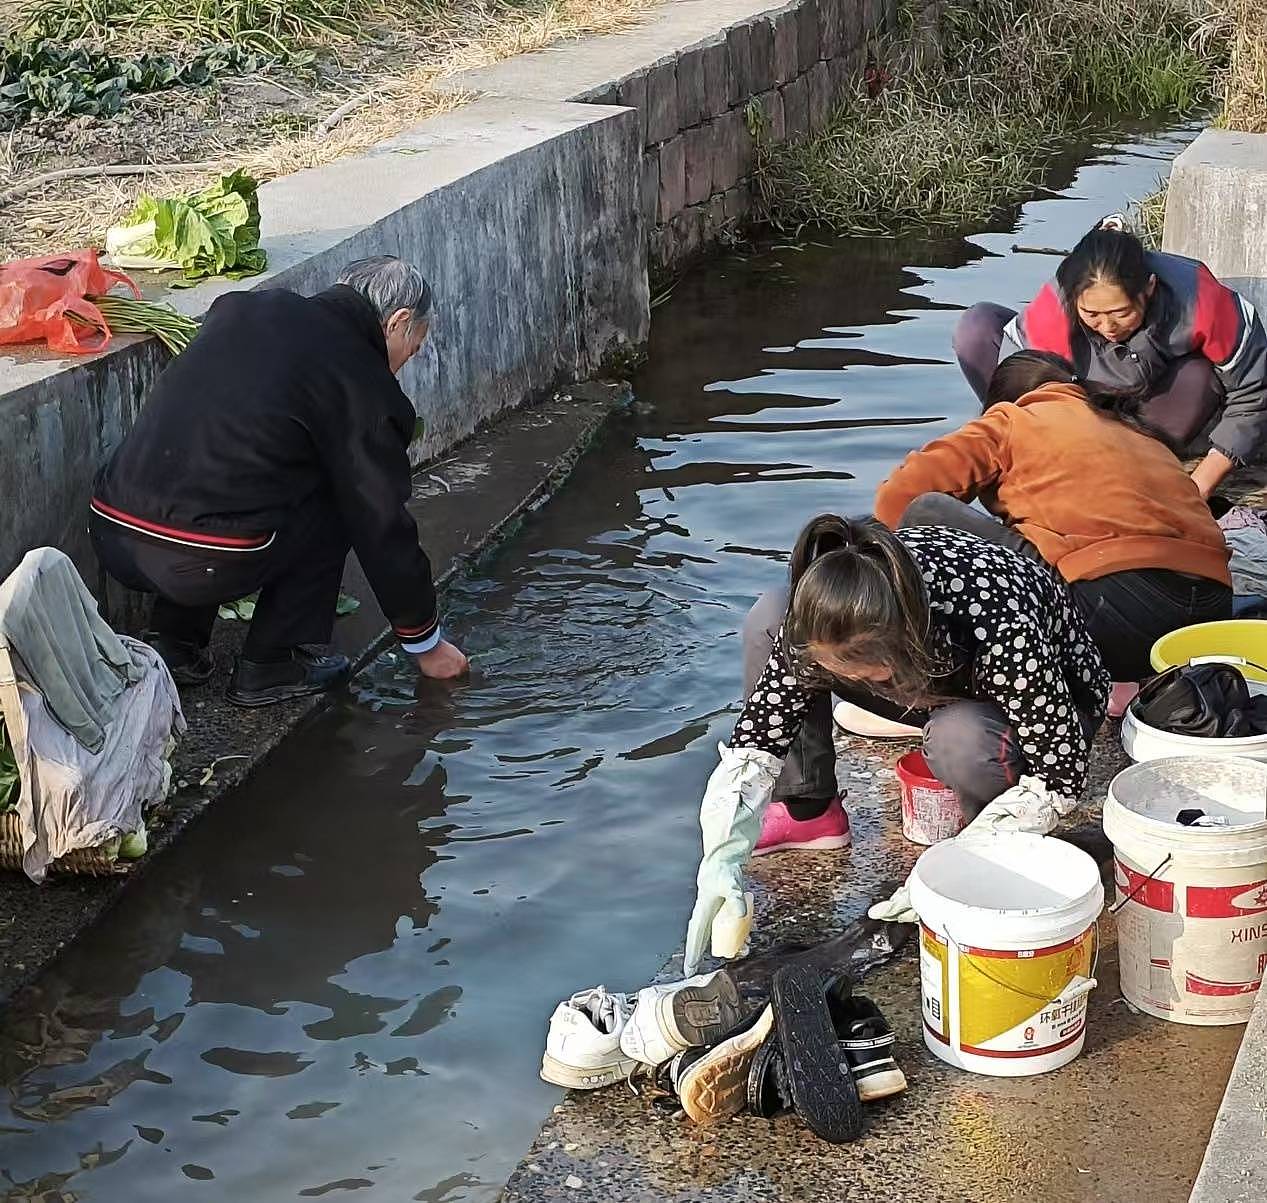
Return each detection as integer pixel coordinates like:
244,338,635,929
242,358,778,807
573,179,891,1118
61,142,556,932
448,1,800,104
1189,985,1267,1203
0,382,629,1003
1164,128,1267,314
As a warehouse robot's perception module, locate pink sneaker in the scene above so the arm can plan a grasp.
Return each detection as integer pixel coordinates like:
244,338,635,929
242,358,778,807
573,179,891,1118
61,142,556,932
754,798,852,856
1108,681,1140,720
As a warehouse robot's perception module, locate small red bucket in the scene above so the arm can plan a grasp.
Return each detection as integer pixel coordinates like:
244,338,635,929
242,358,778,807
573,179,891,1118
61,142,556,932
895,751,964,845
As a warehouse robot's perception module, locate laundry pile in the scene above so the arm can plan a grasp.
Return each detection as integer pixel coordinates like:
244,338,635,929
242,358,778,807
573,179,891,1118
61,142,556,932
1216,503,1267,613
1132,662,1267,737
0,548,184,880
539,965,905,1143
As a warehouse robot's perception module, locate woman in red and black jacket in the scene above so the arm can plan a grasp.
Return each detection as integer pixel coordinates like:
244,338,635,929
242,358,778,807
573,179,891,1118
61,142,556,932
953,217,1267,500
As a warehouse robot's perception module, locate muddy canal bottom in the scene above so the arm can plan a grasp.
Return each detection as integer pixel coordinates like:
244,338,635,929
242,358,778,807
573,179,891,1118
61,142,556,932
0,123,1235,1202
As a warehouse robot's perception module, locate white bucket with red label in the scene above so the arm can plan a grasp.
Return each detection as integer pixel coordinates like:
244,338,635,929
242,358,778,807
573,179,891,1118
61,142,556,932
1104,756,1267,1026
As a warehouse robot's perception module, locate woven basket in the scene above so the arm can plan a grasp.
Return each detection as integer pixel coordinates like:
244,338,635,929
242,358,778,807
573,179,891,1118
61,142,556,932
0,810,132,876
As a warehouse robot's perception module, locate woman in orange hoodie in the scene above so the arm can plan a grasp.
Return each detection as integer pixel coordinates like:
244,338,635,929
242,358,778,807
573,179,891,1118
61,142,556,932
874,350,1231,682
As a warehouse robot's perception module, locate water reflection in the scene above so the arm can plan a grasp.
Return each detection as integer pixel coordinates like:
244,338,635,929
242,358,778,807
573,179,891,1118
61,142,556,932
0,122,1197,1201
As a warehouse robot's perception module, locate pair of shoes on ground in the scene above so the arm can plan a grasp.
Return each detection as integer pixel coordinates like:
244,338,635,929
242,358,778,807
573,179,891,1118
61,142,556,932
669,965,904,1142
540,967,905,1144
144,632,350,708
540,969,745,1091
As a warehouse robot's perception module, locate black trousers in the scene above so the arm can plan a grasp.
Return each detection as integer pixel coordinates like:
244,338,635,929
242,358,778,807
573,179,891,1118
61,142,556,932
90,493,349,660
899,493,1232,680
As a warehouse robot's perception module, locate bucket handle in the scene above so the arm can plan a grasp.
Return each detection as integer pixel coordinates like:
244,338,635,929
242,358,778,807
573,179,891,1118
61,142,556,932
1186,655,1267,675
1109,853,1173,917
941,921,1100,1008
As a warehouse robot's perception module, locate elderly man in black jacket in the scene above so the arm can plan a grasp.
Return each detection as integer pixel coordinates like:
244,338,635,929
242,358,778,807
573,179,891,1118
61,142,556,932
90,255,468,707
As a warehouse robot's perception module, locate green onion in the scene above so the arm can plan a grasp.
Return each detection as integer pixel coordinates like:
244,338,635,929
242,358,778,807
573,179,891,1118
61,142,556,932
88,293,200,356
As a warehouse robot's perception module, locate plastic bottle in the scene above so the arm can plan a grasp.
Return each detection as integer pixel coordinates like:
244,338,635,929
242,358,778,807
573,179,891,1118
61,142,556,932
711,891,755,959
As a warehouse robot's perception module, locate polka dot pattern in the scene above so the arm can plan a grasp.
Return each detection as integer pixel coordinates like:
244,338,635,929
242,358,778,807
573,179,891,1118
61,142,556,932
730,526,1110,798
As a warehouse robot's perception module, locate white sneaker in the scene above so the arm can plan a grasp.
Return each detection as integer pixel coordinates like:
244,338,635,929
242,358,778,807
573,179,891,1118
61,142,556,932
833,700,921,739
619,970,744,1068
540,986,637,1090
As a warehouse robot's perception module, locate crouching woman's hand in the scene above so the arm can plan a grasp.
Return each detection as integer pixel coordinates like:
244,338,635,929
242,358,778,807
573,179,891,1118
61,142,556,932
683,744,781,975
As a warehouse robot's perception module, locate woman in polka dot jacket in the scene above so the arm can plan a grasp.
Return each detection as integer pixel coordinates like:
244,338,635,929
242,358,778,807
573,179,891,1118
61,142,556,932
683,514,1110,975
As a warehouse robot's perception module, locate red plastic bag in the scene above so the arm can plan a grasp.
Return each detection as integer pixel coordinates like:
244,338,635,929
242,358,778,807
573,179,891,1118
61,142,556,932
0,250,140,355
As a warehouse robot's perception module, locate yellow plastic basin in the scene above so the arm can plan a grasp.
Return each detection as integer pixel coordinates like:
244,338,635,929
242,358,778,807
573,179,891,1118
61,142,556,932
1150,620,1267,684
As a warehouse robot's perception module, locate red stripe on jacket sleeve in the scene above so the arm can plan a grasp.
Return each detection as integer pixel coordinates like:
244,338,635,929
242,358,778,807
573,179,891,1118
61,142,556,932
392,615,439,641
1017,282,1074,362
1191,262,1245,367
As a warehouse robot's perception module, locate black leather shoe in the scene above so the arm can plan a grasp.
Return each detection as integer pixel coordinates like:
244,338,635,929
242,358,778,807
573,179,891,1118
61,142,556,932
669,1003,774,1125
226,645,350,708
834,994,907,1103
144,631,214,687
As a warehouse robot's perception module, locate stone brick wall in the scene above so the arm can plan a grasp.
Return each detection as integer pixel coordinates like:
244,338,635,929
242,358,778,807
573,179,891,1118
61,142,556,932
572,0,900,272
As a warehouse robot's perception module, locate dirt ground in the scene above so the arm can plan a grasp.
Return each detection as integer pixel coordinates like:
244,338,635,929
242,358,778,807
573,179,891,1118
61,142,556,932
0,0,655,261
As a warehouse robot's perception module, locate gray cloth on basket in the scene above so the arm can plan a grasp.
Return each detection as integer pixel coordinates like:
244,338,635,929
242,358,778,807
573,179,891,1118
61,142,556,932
0,548,185,882
0,547,143,752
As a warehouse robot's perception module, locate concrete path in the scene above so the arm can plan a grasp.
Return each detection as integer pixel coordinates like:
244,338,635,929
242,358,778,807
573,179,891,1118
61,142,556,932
502,465,1267,1203
501,732,1243,1203
1190,969,1267,1202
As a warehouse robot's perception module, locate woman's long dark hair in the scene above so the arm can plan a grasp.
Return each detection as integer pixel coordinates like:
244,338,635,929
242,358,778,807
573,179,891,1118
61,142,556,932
1056,218,1154,314
985,350,1181,454
784,515,939,706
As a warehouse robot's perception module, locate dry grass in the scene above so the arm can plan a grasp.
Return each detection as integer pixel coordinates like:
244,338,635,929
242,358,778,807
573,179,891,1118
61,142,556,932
1129,178,1169,248
1105,0,1263,244
1,0,656,259
1217,0,1267,132
756,0,1229,236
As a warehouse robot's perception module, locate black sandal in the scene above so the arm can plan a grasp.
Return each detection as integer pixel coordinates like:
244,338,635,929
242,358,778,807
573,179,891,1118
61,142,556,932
771,963,863,1143
746,1031,793,1118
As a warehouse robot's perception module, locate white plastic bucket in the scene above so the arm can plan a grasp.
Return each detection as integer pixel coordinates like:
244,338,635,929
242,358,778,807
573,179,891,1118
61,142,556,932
1104,756,1267,1025
909,832,1103,1077
1120,660,1267,763
1120,705,1267,763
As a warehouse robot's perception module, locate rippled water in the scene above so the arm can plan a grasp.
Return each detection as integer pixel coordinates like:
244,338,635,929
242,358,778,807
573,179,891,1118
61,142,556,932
0,122,1197,1201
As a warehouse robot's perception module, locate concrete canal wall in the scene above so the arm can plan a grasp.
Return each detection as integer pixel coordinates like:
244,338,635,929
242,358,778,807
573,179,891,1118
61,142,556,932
0,0,918,599
0,99,648,596
1164,127,1267,315
451,0,915,272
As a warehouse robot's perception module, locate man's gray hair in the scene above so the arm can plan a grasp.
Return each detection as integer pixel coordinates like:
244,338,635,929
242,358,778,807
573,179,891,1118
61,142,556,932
336,256,433,325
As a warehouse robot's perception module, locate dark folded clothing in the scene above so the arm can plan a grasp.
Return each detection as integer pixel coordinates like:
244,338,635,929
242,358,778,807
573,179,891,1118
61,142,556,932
1133,663,1267,738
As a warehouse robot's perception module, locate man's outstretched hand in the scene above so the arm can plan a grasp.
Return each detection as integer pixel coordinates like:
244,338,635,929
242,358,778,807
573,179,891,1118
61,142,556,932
415,638,469,680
